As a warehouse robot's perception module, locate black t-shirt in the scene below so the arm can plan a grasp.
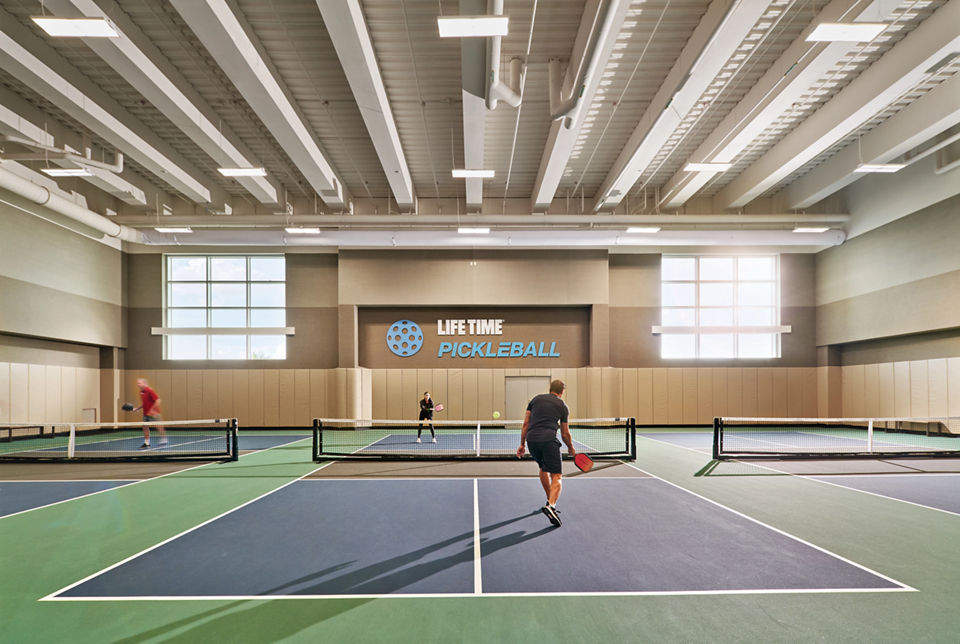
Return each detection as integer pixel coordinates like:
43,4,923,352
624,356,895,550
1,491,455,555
419,398,434,418
525,393,568,443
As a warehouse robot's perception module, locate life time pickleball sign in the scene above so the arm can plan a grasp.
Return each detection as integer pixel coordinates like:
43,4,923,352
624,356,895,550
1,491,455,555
360,307,589,367
434,318,559,358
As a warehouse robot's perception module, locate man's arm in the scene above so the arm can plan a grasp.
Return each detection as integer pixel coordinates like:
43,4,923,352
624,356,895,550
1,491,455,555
516,410,531,458
560,422,575,456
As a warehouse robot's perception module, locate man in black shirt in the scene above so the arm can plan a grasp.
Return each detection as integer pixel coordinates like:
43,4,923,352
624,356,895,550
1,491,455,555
516,379,575,527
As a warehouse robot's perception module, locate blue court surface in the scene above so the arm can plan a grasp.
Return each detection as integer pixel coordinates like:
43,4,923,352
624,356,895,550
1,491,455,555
0,480,136,518
356,433,596,453
50,477,905,599
810,474,960,515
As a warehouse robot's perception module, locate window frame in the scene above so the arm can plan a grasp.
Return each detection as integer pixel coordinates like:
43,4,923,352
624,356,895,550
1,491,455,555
160,254,290,361
656,254,788,360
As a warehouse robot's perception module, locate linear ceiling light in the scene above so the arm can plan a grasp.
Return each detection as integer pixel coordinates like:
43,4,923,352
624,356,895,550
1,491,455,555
684,163,733,173
806,22,886,42
32,17,119,38
41,168,92,177
458,227,490,234
854,163,906,173
437,15,509,38
284,227,321,234
218,167,268,177
452,169,495,178
792,226,830,233
625,226,661,234
154,227,193,233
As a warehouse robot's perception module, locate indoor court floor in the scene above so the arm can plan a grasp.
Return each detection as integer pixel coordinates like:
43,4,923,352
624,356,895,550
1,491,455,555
2,430,958,643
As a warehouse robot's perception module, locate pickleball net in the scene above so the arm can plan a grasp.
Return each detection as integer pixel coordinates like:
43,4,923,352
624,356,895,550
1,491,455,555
713,416,960,459
0,418,238,461
312,417,636,461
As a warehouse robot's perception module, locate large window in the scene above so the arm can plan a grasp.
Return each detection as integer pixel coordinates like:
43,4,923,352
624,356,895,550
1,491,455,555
163,255,287,360
657,255,786,359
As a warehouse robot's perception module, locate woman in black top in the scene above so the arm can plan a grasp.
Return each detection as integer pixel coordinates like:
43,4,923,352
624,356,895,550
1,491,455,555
417,392,436,443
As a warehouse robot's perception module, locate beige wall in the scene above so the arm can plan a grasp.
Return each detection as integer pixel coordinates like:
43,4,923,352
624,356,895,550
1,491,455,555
839,358,960,419
0,202,123,346
0,361,100,424
119,368,365,426
817,195,960,345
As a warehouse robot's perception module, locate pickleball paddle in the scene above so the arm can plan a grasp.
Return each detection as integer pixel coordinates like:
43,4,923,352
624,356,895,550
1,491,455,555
574,452,594,472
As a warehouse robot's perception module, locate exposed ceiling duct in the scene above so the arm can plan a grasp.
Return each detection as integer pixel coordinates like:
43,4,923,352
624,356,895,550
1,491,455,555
0,163,142,243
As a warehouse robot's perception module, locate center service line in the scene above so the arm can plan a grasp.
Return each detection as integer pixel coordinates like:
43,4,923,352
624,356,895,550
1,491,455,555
474,478,482,595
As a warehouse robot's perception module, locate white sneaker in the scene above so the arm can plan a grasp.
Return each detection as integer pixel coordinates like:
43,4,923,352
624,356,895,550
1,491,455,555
432,437,437,443
159,439,169,446
416,437,421,443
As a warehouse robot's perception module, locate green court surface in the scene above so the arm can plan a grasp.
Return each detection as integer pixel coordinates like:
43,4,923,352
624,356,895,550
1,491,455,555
2,434,959,643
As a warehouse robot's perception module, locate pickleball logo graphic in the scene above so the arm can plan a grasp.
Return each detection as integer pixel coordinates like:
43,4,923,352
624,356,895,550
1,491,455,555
386,320,423,357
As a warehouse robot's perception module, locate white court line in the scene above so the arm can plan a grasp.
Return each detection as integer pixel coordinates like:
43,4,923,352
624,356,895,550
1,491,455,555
2,437,314,522
804,475,960,519
40,437,365,601
42,586,912,602
640,435,960,519
0,480,140,520
473,478,482,595
617,450,915,592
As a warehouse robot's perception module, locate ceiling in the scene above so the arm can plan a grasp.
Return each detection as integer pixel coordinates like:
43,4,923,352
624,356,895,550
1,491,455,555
0,0,958,248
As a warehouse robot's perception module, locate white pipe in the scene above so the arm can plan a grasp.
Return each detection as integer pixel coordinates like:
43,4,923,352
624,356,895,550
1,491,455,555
0,136,124,172
485,0,521,110
0,164,142,243
550,0,621,128
115,213,850,227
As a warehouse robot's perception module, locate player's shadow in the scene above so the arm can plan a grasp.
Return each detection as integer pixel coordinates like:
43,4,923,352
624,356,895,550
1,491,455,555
280,510,548,595
122,511,553,642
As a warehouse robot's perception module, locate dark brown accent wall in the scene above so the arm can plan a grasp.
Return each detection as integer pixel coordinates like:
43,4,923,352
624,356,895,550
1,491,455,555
358,306,590,368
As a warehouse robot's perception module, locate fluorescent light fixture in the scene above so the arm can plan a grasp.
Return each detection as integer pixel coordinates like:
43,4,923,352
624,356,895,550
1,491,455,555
452,169,495,178
437,15,509,38
625,226,661,234
854,163,906,173
284,227,321,234
458,227,490,234
218,167,268,177
792,226,830,233
806,22,886,42
154,227,192,233
684,163,732,172
32,17,119,38
41,168,92,177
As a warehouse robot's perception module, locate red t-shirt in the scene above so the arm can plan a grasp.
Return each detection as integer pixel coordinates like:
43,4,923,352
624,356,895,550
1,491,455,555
140,386,159,416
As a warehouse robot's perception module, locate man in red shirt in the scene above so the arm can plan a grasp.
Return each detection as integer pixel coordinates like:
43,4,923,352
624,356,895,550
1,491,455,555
135,378,167,449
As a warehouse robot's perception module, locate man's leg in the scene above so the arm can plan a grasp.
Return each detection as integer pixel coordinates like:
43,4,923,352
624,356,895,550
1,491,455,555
547,472,563,506
539,470,551,498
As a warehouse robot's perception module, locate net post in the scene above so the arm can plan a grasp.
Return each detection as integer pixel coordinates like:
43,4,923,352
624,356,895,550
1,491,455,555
476,422,481,457
712,417,721,460
630,417,637,460
313,418,321,463
67,424,76,459
867,419,874,454
230,418,239,461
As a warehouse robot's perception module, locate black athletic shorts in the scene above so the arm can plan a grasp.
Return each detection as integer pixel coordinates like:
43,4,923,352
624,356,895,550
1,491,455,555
528,439,562,474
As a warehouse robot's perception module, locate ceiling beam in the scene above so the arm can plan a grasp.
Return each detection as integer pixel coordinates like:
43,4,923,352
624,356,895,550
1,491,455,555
659,0,890,209
0,9,215,205
530,0,631,211
592,0,770,211
39,0,278,205
318,0,414,211
782,71,960,209
170,0,348,208
460,0,487,211
716,0,960,209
